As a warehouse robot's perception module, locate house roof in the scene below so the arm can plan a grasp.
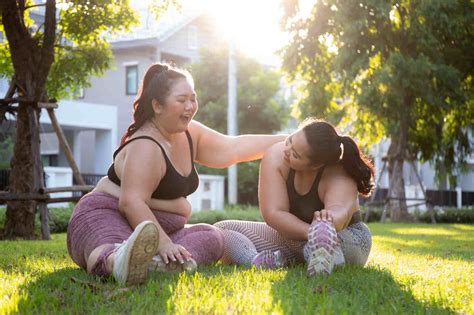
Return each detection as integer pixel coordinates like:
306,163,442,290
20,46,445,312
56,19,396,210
109,5,205,47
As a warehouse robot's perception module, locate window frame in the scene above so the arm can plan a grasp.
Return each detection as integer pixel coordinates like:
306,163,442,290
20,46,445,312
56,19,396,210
125,64,138,95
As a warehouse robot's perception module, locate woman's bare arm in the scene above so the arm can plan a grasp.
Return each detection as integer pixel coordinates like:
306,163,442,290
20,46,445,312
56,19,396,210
258,143,310,240
189,120,286,168
316,166,359,231
115,140,192,264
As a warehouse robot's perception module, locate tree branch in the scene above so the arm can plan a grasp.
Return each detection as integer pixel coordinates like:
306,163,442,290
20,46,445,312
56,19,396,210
36,0,56,99
24,3,47,10
0,0,35,78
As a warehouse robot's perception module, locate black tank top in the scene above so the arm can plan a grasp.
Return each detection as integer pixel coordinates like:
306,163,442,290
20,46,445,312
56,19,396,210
287,167,326,224
286,166,362,225
107,130,199,199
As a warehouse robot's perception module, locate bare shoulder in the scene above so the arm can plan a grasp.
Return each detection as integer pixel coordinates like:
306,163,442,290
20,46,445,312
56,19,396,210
188,120,211,137
118,136,166,164
262,142,289,178
322,163,350,178
320,164,357,189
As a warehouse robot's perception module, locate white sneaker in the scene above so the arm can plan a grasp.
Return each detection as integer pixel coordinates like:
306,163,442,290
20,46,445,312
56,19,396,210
306,220,339,277
112,221,159,285
149,255,197,273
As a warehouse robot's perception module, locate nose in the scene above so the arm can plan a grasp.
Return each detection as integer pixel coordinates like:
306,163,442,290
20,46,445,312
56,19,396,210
185,100,195,111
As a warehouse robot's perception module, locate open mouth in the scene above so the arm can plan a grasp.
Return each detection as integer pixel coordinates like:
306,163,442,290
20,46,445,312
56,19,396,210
181,114,192,123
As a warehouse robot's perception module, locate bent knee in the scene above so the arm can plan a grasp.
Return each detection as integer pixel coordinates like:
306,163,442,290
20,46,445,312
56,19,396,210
214,220,238,230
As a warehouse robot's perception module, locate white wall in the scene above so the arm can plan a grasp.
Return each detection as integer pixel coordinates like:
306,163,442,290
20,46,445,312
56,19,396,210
187,175,225,212
43,166,72,207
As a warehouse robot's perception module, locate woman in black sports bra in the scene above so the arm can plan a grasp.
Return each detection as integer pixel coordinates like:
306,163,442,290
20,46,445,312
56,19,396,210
215,118,374,276
67,63,286,285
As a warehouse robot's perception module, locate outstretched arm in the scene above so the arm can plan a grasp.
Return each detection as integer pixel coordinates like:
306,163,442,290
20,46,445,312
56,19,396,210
258,144,310,241
189,120,286,168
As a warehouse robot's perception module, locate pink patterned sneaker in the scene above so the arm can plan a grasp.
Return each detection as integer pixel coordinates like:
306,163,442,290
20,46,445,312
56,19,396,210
251,250,284,269
306,220,339,277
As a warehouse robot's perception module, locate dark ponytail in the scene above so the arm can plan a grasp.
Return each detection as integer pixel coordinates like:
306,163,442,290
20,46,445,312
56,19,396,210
339,136,374,197
302,118,374,197
120,63,192,144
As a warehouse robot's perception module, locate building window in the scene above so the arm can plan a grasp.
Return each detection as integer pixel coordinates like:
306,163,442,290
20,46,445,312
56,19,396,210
188,26,197,50
126,65,138,95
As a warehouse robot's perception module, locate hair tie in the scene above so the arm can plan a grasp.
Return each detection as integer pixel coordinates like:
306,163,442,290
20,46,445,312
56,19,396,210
338,137,344,161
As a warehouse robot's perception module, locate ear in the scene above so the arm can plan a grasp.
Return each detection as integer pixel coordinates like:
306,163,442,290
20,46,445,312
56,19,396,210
151,98,163,114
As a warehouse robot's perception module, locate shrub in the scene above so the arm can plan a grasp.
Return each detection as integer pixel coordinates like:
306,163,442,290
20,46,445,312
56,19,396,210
188,205,263,225
417,207,474,223
360,206,474,223
0,205,74,235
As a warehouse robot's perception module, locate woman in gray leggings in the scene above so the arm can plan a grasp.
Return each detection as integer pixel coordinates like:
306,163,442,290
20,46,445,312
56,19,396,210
215,118,374,276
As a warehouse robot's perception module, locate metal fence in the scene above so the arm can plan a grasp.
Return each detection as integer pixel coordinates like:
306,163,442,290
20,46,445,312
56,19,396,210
364,188,473,207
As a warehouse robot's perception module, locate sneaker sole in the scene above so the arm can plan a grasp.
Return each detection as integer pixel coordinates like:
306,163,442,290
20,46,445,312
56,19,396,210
306,220,338,277
125,222,160,285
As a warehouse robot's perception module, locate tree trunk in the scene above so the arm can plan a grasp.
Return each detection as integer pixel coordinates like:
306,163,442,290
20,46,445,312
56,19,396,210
1,0,56,239
3,104,36,239
387,100,411,222
387,152,409,221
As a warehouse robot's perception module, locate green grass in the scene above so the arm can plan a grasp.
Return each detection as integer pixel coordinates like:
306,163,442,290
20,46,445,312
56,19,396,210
0,223,473,314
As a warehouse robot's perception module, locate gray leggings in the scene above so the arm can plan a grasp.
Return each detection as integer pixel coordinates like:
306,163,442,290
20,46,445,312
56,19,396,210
214,220,371,266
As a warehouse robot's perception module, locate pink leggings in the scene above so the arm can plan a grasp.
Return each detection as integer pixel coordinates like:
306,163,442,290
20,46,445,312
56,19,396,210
67,192,224,275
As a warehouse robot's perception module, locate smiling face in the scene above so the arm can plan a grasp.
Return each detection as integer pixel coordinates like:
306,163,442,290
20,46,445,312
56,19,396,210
283,129,319,171
154,77,198,133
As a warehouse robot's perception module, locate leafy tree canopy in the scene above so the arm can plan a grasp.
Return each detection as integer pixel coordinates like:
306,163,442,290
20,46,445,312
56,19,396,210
0,0,176,100
191,47,289,134
281,0,473,176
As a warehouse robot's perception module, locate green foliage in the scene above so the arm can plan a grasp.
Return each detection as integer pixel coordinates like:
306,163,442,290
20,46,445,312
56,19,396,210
190,48,289,204
0,205,73,235
190,48,289,134
0,0,178,100
281,0,474,175
417,207,474,224
1,223,473,314
360,206,474,223
188,205,262,225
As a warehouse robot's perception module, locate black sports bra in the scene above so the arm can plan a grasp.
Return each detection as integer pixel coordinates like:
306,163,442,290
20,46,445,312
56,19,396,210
287,166,361,225
107,130,199,199
287,167,326,224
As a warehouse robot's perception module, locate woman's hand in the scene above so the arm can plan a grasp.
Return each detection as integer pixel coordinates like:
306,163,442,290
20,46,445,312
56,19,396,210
313,209,334,222
158,242,193,264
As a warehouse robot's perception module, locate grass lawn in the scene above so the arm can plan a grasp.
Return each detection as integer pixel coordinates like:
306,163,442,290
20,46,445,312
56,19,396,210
0,223,472,314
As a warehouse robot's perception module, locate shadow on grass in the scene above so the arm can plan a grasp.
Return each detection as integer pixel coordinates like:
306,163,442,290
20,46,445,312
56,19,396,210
272,266,454,314
14,264,241,314
270,265,455,314
14,267,183,314
373,224,473,261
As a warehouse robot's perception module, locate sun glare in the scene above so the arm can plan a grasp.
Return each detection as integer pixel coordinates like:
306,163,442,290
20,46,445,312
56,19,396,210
196,0,288,65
